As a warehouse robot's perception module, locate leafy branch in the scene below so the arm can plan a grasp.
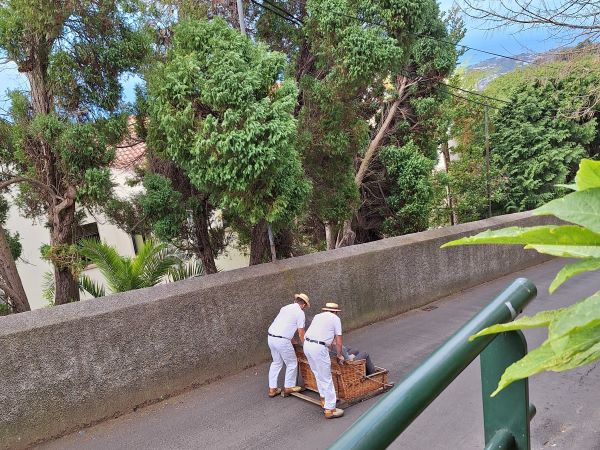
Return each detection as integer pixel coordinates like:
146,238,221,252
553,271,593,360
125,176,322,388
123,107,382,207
443,159,600,395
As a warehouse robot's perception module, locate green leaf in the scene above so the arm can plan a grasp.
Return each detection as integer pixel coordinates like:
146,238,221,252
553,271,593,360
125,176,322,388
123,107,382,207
549,258,600,293
441,225,600,248
79,274,106,298
491,324,600,396
548,291,600,340
523,244,600,259
534,188,600,234
575,159,600,191
469,309,563,341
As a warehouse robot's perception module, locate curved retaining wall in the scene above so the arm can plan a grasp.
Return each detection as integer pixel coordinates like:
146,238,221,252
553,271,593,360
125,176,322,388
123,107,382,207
0,212,555,448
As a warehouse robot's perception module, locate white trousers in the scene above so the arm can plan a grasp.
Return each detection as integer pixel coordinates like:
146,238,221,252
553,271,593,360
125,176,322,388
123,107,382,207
268,336,298,389
304,341,337,409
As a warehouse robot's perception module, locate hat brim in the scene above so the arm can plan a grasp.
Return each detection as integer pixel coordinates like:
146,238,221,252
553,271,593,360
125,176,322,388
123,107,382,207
322,307,341,312
295,294,310,308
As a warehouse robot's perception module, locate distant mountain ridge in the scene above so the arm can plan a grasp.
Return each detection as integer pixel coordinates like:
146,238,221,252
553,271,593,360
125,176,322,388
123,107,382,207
466,52,536,90
465,43,599,90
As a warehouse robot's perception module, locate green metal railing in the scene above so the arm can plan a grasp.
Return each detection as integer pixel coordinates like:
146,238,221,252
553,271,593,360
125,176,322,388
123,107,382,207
329,278,537,450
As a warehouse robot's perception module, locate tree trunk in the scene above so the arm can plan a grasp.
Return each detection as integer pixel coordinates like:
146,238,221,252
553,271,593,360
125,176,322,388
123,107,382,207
274,227,294,258
54,267,79,305
193,206,218,274
324,222,336,250
440,140,458,225
24,62,52,115
249,219,270,265
354,76,408,187
51,200,80,305
0,223,30,313
335,219,356,248
336,77,410,248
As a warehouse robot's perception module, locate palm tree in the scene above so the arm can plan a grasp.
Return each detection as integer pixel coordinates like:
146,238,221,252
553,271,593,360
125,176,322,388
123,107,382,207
42,240,205,303
78,239,203,297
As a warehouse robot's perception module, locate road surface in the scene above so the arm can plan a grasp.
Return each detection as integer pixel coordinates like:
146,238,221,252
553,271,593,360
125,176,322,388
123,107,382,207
39,259,600,450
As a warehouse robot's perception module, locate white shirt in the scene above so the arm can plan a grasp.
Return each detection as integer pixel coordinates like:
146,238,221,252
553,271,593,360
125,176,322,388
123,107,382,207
305,312,342,346
268,303,305,339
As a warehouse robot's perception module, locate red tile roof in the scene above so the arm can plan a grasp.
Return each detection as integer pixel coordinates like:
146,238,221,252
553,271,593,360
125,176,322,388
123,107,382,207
112,117,147,171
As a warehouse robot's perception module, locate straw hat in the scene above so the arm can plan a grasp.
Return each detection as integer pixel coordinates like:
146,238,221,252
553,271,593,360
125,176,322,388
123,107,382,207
322,302,341,312
295,293,311,308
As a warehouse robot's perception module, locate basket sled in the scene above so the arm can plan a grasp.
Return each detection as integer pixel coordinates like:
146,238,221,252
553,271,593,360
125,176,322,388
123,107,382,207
292,345,393,408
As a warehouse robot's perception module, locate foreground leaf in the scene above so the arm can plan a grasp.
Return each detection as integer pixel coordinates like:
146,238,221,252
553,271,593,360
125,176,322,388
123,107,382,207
469,309,563,341
550,259,600,293
492,324,600,396
575,159,600,191
441,225,600,248
549,291,600,341
534,188,600,234
524,244,600,259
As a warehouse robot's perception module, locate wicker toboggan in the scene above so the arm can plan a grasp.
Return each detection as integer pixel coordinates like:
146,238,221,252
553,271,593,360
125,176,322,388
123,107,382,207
294,345,392,407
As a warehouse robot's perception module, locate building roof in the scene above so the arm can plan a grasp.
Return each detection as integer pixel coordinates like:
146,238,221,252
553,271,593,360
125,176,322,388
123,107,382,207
112,117,147,171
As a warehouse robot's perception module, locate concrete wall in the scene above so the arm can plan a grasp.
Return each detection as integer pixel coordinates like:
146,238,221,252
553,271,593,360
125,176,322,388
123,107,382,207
0,212,555,448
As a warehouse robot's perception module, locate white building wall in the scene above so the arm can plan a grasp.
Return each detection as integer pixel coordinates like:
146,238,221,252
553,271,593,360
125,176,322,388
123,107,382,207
5,168,250,310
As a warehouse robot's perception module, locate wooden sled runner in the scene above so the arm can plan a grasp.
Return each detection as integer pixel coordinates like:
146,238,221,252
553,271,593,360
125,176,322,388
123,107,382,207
292,345,393,408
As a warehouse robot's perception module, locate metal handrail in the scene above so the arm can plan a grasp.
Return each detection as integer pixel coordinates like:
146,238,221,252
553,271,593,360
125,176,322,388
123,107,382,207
329,278,537,450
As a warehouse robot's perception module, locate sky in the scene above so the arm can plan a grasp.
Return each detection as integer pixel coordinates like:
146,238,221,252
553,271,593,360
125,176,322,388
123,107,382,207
438,0,584,66
0,1,585,110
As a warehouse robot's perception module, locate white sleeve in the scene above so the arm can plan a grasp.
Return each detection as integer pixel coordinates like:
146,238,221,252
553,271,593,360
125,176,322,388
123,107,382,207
297,310,305,329
334,316,342,336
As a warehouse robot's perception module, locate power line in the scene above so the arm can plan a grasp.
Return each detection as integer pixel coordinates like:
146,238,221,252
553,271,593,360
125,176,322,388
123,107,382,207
441,88,501,110
250,1,513,108
252,1,532,64
262,0,300,23
249,0,302,26
407,32,531,64
438,81,511,105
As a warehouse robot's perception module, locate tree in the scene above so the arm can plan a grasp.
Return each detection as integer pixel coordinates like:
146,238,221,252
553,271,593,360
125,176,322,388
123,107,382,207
461,0,600,40
443,159,600,395
492,80,595,212
146,18,310,265
0,195,27,313
77,239,200,296
105,92,225,274
285,1,462,248
379,143,435,236
0,0,150,304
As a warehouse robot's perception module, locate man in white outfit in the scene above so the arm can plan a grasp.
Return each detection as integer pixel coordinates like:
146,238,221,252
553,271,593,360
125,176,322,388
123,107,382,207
304,302,345,419
267,293,310,397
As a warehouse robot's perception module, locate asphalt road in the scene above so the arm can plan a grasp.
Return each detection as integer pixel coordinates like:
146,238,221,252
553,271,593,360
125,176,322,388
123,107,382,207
38,259,600,450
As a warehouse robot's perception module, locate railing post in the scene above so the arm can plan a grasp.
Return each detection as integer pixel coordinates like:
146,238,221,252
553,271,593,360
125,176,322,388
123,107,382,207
328,278,537,450
481,330,531,450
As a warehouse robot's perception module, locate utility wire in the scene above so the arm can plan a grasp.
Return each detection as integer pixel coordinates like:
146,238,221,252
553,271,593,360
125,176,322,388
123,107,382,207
250,1,514,108
252,1,532,64
250,0,302,26
441,88,502,110
262,0,300,23
437,81,511,105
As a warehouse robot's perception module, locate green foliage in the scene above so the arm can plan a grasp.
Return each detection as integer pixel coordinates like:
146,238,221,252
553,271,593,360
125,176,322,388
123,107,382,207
380,142,435,235
139,173,187,241
78,239,191,295
0,301,10,315
168,260,205,282
0,197,21,260
492,81,595,212
443,159,600,394
147,18,310,226
0,0,152,113
0,0,151,304
291,0,459,238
